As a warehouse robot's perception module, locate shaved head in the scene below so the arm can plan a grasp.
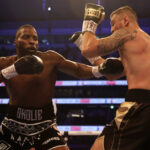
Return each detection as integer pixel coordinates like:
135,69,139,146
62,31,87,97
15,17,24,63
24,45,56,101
110,6,138,23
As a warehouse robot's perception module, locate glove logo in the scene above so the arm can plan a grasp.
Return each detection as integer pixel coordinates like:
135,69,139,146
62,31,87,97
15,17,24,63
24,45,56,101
85,8,100,18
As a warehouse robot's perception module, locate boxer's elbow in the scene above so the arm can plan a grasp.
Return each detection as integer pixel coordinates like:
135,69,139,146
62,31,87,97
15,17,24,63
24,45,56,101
82,42,98,58
81,48,90,58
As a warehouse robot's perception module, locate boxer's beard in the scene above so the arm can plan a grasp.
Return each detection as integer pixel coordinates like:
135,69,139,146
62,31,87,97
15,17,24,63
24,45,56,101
16,42,38,57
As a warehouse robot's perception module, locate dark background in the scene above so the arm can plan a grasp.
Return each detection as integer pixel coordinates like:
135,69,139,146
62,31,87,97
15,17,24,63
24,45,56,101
0,0,149,22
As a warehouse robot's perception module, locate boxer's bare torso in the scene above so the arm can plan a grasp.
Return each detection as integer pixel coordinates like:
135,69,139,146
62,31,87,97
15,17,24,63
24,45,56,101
0,50,93,107
82,13,150,90
0,26,94,109
119,29,150,90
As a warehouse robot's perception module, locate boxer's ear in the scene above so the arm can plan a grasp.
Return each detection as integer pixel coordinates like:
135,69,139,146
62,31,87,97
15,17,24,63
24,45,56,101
123,16,129,26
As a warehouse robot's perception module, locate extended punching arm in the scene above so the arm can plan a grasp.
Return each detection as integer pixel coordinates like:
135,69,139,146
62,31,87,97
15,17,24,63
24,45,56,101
69,31,124,78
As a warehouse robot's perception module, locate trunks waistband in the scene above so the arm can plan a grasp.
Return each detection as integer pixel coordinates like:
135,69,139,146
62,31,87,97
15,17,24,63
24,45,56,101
125,89,150,103
6,103,56,123
2,117,56,136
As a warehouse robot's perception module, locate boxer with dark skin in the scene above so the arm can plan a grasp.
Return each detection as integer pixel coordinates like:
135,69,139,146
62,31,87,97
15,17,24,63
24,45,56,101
0,24,99,150
1,26,95,107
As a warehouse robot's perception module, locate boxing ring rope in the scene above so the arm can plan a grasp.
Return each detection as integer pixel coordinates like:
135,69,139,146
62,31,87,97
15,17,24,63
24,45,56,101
0,80,128,87
0,98,124,105
59,125,104,136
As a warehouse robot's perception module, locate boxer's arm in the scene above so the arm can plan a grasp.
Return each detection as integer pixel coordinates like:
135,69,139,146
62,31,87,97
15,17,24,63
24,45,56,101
69,31,104,65
82,29,137,57
70,3,105,65
57,56,94,79
55,52,125,80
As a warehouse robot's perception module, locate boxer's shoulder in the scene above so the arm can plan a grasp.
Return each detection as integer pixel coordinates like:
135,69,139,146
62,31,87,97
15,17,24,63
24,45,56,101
45,50,61,56
35,51,64,69
0,55,16,61
0,55,17,69
40,50,65,61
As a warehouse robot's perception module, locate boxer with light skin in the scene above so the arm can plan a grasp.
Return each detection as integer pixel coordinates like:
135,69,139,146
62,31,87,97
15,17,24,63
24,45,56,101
81,4,150,150
0,24,124,150
69,3,124,80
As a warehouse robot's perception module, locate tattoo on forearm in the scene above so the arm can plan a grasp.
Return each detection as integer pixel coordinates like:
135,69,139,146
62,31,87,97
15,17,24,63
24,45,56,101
97,29,137,56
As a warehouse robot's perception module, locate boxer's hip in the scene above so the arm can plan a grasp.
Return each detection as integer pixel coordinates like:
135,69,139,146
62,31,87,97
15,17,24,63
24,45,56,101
2,103,57,135
1,117,56,136
0,104,57,148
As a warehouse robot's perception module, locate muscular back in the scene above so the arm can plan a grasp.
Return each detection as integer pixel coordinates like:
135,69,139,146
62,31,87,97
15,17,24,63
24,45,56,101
119,29,150,89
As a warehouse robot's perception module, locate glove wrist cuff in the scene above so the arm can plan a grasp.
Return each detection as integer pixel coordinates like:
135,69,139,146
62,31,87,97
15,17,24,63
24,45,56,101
92,66,103,78
1,64,18,80
82,20,98,33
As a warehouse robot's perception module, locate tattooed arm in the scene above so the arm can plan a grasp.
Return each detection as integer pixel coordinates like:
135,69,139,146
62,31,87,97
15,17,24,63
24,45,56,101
82,29,137,57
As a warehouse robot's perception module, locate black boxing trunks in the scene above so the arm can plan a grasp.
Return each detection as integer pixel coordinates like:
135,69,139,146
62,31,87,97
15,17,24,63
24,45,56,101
0,103,67,150
125,88,150,103
97,89,150,150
